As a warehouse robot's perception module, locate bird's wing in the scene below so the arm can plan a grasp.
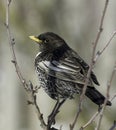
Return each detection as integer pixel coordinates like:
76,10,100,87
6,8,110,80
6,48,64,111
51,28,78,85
36,56,93,86
71,51,100,85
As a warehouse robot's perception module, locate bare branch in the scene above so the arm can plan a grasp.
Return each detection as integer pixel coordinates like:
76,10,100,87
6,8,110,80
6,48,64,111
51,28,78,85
95,62,116,130
70,1,110,130
5,0,27,89
80,111,100,130
5,0,47,129
28,81,47,129
70,102,82,130
99,31,116,55
79,60,116,130
94,31,116,62
92,0,109,63
111,93,116,102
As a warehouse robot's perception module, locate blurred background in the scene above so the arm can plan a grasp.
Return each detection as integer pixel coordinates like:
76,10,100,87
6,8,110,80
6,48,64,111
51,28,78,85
0,0,116,130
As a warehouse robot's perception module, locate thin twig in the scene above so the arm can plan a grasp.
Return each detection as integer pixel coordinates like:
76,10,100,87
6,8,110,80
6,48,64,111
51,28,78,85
70,1,109,130
110,93,116,102
5,0,47,129
80,111,100,130
94,31,116,62
5,0,25,86
70,101,82,130
93,0,109,50
99,31,116,55
95,62,116,130
29,81,47,129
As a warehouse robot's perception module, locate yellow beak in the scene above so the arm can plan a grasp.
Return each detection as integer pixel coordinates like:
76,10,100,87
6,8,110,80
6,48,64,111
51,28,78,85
29,36,42,43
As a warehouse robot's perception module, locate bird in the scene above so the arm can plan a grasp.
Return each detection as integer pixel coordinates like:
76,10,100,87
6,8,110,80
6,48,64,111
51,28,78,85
29,32,111,106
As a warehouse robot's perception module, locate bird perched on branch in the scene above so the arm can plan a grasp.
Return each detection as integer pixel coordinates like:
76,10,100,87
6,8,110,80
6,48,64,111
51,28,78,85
29,32,111,106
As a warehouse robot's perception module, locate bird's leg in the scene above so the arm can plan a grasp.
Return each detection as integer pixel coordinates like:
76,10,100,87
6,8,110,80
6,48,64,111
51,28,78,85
47,99,66,129
48,99,60,125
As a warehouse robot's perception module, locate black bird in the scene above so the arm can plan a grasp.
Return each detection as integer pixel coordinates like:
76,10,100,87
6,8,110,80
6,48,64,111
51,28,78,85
29,32,111,106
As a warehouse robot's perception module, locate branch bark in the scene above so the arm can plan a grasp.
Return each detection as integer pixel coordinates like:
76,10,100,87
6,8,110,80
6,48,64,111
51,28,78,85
5,0,47,129
70,0,110,129
95,62,116,130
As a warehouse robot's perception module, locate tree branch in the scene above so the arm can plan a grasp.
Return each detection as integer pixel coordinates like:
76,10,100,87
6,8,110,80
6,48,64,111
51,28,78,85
5,0,25,86
5,0,47,129
70,0,110,129
80,111,100,130
111,93,116,102
94,31,116,62
95,62,116,130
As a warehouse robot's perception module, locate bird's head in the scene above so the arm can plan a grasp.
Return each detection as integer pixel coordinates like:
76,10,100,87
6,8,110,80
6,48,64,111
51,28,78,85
29,32,68,52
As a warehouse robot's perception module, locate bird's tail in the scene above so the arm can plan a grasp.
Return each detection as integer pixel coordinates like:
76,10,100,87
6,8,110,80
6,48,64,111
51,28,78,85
85,87,111,106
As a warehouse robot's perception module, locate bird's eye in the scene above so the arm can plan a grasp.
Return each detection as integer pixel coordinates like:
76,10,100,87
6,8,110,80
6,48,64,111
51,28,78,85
44,39,49,43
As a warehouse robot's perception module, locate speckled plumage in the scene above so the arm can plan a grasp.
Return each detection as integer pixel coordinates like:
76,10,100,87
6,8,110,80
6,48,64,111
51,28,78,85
31,32,111,106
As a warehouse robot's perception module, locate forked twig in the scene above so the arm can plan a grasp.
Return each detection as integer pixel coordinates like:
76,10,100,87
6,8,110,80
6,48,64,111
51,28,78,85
28,81,47,129
95,62,116,130
80,62,115,130
5,0,47,129
5,0,26,86
5,1,64,129
80,111,100,130
94,31,116,62
111,93,116,102
70,0,110,129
